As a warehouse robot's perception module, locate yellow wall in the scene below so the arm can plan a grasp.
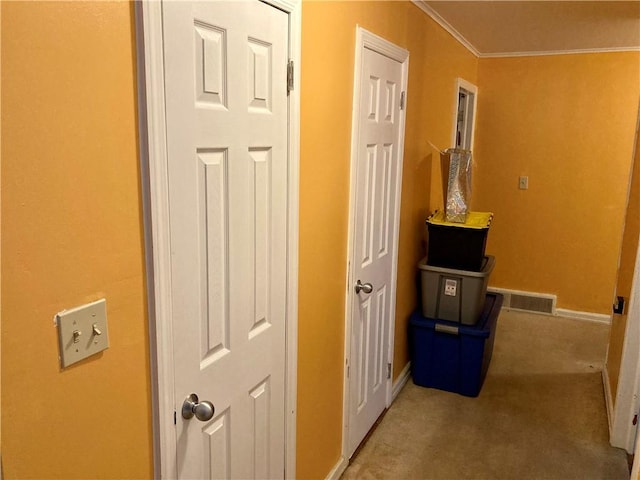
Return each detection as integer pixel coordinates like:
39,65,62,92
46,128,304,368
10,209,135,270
5,2,637,480
474,53,640,314
1,1,478,477
1,2,153,478
0,0,3,460
606,113,640,402
298,1,477,476
1,1,478,478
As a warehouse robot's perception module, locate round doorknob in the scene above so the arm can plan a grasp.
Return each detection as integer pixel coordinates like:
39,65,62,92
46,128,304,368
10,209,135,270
182,393,215,422
355,279,373,294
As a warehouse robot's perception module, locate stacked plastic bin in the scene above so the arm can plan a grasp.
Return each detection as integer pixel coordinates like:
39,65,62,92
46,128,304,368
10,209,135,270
409,211,503,397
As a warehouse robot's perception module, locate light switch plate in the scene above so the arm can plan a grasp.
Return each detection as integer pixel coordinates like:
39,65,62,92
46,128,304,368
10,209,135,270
56,299,109,368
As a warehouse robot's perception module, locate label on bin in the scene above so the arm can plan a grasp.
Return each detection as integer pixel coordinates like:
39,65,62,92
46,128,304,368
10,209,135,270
444,279,458,296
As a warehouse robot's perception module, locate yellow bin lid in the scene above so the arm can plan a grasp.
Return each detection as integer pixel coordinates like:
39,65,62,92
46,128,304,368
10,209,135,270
427,211,493,229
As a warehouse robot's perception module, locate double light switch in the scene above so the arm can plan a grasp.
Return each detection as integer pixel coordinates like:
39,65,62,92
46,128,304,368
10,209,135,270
56,298,109,368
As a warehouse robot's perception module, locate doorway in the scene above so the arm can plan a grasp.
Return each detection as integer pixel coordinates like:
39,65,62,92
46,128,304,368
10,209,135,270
451,77,477,151
343,27,409,460
136,1,301,477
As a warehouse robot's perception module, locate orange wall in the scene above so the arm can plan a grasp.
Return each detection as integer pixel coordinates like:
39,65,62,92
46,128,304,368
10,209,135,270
1,1,478,478
298,1,477,477
1,2,153,478
615,127,640,307
606,113,640,402
0,0,3,459
10,2,637,480
474,53,640,314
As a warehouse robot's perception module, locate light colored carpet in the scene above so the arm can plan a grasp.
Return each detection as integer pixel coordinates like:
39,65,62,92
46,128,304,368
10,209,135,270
341,309,629,480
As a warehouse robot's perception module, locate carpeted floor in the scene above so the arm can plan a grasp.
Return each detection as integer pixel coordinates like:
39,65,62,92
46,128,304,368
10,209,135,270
341,309,629,480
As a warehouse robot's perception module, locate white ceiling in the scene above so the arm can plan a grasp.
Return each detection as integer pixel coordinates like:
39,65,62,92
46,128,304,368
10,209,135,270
414,1,640,57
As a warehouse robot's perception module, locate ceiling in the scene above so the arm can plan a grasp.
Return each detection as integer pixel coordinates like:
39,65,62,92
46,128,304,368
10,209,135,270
414,1,640,57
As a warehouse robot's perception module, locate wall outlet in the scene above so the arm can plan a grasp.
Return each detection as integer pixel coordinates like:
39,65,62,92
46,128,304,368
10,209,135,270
519,176,529,190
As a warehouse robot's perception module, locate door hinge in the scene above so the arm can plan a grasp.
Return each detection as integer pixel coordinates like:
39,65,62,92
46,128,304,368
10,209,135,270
400,91,406,110
174,410,177,425
287,60,294,94
387,362,392,379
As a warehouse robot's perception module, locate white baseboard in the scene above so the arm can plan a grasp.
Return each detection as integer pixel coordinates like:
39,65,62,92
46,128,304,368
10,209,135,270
392,362,411,402
325,455,348,480
602,365,614,437
556,308,611,325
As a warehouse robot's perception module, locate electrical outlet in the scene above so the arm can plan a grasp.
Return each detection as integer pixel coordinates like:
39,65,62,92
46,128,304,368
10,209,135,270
519,176,529,190
56,299,109,368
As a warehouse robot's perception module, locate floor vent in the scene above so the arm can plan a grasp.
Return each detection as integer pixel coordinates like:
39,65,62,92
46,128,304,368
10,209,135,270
488,288,556,315
510,293,555,314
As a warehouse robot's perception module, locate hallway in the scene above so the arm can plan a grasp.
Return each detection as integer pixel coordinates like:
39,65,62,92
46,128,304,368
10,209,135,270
342,309,629,479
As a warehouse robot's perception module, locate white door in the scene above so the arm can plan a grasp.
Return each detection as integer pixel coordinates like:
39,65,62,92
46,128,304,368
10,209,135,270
346,39,407,457
162,1,289,477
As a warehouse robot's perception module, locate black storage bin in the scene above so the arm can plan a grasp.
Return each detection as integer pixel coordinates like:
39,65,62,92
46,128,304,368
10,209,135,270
426,211,492,271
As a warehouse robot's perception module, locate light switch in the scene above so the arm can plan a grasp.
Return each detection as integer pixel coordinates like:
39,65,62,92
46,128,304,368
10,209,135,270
56,299,109,368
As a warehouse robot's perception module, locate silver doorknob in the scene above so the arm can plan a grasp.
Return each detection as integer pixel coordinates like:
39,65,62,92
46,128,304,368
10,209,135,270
355,279,373,294
182,393,215,422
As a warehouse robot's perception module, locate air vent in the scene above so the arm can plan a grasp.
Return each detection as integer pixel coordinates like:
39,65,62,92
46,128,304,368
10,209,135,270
510,293,555,314
488,288,556,315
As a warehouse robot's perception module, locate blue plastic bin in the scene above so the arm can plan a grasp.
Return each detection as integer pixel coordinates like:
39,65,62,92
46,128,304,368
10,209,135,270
410,293,503,397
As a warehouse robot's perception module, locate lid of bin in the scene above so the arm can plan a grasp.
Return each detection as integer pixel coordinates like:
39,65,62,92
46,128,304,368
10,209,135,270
426,211,493,229
418,255,495,277
410,292,503,337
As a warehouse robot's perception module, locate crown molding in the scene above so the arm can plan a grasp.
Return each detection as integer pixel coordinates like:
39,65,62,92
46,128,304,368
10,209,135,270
412,0,640,59
480,46,640,59
411,0,480,58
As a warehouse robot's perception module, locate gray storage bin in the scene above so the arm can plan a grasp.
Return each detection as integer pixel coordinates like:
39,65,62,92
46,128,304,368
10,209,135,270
419,255,495,325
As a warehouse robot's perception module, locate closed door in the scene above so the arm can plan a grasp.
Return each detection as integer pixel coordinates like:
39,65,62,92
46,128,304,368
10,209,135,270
347,45,406,457
161,1,289,477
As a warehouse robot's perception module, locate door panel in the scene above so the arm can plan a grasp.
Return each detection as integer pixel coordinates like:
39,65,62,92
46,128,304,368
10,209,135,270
348,46,404,456
162,1,288,477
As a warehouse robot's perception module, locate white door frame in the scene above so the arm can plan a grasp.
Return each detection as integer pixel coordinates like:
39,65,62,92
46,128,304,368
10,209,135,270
450,77,478,150
631,397,640,478
609,227,640,452
134,1,301,477
342,26,409,461
607,105,640,453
